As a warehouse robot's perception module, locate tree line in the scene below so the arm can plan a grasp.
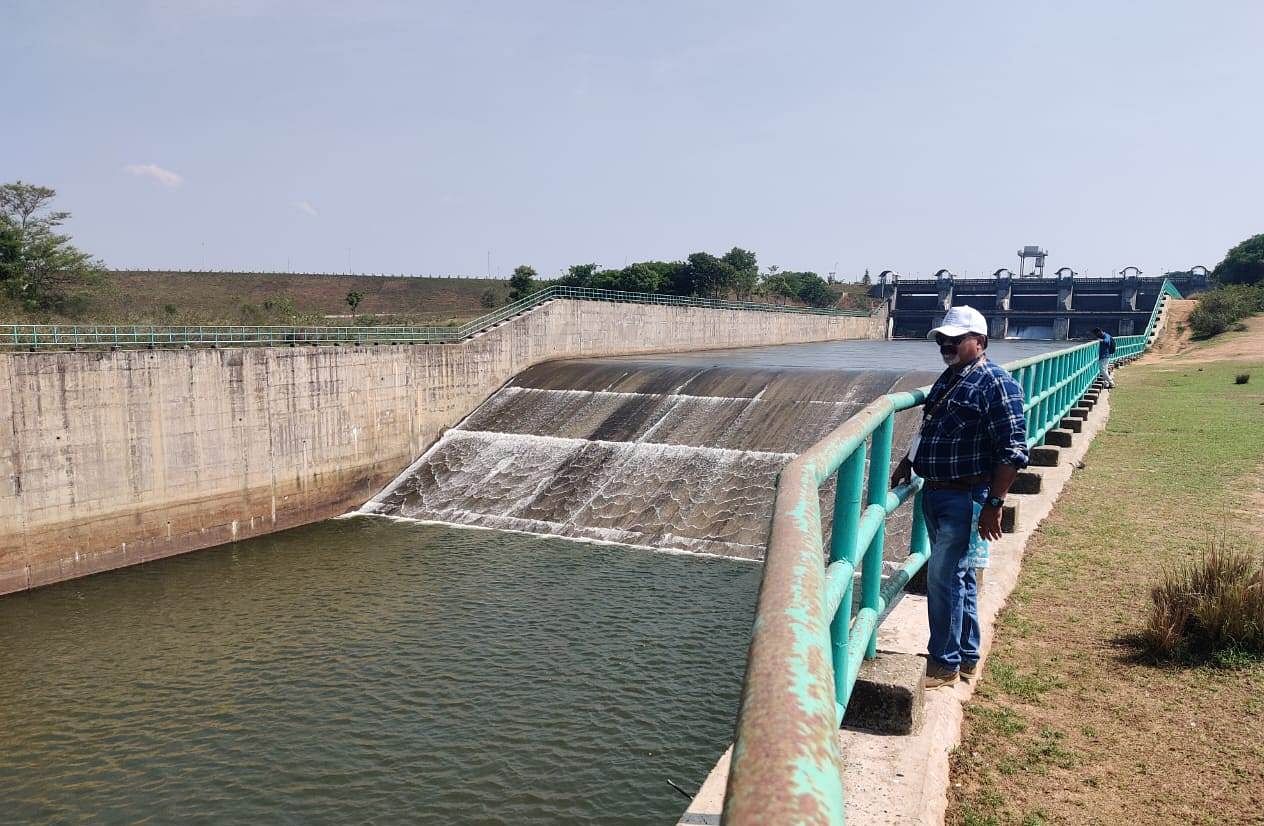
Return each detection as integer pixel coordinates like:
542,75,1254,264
503,249,853,309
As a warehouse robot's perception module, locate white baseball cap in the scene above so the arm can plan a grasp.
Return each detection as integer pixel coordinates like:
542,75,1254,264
928,305,988,340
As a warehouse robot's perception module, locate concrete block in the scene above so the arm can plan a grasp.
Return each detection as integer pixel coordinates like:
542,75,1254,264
841,652,926,735
1045,429,1074,447
1059,417,1083,433
1001,501,1019,533
1068,407,1090,420
1010,470,1043,495
1029,445,1060,467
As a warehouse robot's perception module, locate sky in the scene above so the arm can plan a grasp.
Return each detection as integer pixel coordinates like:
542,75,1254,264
5,0,1263,279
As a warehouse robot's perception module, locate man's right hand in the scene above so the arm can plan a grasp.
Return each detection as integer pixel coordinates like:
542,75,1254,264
890,456,913,488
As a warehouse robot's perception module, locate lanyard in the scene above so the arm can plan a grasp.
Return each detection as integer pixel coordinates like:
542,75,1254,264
921,357,984,426
908,357,983,463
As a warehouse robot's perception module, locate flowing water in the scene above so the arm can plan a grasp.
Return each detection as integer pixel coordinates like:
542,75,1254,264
364,361,932,559
362,339,1062,561
0,518,761,825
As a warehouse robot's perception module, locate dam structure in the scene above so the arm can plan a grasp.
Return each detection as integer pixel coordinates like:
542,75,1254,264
364,359,932,559
0,284,1073,823
363,339,1058,562
0,288,883,595
873,268,1207,339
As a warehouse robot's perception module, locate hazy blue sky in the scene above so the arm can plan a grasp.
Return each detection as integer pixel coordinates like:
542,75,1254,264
5,1,1262,279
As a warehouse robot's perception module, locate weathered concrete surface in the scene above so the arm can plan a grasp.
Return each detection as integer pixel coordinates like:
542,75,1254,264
1029,445,1060,467
1045,429,1074,447
0,299,884,595
1010,470,1043,494
680,390,1113,826
1059,417,1083,432
840,652,926,735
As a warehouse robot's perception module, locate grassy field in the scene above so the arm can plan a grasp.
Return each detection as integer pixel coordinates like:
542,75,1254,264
0,271,510,327
947,350,1264,824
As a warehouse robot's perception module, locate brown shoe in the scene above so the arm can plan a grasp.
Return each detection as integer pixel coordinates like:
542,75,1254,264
924,663,960,688
961,660,979,678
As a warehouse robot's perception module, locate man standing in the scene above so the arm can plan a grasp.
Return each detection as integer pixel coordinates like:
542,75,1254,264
891,306,1028,688
1091,328,1116,388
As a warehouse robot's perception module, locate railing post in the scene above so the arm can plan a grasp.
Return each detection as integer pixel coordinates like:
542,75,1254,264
829,444,867,706
863,415,894,659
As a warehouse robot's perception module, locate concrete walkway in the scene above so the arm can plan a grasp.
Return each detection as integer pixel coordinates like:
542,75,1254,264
680,391,1114,825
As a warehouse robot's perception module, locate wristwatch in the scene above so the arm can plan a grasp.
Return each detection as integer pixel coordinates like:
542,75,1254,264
985,496,1005,509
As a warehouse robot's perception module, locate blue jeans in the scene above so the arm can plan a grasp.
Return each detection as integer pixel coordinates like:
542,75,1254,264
923,485,988,670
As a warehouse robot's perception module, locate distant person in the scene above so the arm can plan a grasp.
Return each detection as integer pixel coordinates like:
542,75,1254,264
891,306,1028,688
1091,328,1116,388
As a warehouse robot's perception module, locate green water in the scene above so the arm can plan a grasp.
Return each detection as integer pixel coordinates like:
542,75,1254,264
0,518,761,824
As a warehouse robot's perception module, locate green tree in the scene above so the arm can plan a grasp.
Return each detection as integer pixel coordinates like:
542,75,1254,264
683,252,737,297
722,247,759,299
640,260,690,296
609,263,664,293
346,290,364,311
0,224,18,277
1213,233,1264,286
861,269,872,287
721,247,757,273
587,268,621,290
769,270,835,308
760,266,790,304
559,263,598,287
796,275,834,308
479,287,499,308
508,264,538,300
0,181,101,311
764,276,796,304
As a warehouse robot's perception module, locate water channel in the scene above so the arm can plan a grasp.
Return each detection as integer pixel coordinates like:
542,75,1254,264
0,338,1062,824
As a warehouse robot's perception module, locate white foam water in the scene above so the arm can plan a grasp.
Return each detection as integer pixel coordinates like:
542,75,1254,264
364,361,925,561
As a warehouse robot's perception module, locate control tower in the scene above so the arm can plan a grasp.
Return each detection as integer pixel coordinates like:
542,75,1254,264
1016,245,1048,278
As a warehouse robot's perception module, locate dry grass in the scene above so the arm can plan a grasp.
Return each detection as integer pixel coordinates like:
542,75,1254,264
1141,541,1264,662
0,270,506,326
947,356,1264,826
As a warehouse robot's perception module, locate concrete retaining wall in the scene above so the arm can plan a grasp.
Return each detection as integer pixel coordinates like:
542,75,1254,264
0,298,884,594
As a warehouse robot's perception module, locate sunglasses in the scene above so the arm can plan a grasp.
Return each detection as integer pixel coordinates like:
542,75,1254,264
935,333,976,347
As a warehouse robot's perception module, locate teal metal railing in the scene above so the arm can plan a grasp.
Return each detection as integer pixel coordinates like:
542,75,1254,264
0,286,874,351
1109,278,1184,362
721,284,1181,824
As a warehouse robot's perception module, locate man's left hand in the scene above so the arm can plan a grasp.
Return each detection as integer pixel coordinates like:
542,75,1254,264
979,505,1003,541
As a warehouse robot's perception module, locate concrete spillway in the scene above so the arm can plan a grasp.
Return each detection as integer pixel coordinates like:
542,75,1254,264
363,360,933,559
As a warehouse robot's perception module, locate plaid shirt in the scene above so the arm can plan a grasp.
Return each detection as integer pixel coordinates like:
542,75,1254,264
912,357,1028,481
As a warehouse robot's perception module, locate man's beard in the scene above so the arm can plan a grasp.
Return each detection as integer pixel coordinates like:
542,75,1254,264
941,350,960,366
